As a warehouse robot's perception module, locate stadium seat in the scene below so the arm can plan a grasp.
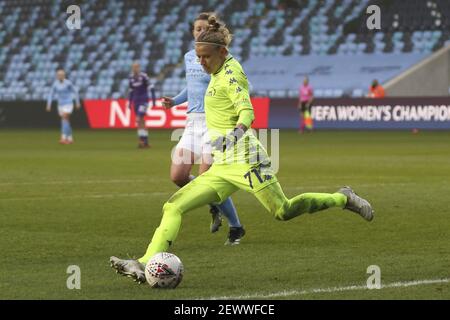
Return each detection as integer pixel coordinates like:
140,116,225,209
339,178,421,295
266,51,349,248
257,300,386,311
0,0,447,100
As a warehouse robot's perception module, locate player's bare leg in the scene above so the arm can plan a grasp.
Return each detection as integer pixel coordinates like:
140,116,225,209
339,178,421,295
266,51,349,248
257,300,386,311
60,113,73,144
170,148,195,187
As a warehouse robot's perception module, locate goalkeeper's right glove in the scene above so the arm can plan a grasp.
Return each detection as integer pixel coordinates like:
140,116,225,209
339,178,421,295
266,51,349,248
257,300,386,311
211,127,246,152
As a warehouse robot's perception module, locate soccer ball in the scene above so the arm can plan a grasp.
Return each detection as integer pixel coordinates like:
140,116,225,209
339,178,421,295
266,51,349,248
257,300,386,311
145,252,184,288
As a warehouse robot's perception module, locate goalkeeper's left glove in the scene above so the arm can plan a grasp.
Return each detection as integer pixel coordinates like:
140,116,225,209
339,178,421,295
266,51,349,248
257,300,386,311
211,126,246,152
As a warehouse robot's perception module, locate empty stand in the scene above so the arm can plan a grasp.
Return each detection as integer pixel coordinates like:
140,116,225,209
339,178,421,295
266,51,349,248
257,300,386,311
0,0,448,100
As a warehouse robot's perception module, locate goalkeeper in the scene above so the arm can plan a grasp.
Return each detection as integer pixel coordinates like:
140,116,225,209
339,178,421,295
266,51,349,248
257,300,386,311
110,16,374,283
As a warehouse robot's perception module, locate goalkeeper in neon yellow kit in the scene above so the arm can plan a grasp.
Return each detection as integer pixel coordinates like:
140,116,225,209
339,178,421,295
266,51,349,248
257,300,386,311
110,16,374,284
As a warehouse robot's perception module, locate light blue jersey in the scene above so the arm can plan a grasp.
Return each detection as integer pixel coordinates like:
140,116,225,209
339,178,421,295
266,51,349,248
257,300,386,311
173,49,210,113
47,79,80,107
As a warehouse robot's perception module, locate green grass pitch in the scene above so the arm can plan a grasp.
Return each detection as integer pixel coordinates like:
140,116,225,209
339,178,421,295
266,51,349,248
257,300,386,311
1,129,449,299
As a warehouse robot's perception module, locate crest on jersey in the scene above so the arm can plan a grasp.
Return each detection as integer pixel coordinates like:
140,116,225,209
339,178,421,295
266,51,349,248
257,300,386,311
206,88,216,96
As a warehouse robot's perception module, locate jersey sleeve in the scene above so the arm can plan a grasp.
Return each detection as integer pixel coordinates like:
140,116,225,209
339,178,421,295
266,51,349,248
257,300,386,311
47,83,55,106
128,78,134,101
150,83,156,106
173,87,188,105
69,81,80,105
226,67,255,128
143,73,149,88
226,67,253,115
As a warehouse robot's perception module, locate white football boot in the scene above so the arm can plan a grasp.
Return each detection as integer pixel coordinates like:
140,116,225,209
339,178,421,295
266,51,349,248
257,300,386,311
338,186,374,221
110,256,146,284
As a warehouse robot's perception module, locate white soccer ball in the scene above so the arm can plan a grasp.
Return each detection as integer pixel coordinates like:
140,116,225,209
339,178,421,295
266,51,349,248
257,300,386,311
145,252,184,289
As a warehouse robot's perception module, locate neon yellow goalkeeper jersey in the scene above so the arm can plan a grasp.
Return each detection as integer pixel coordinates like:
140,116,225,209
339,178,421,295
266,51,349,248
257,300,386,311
204,55,270,165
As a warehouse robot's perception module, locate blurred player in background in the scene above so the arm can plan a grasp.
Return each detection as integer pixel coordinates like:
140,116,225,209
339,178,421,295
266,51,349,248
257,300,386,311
111,16,374,283
161,12,245,244
368,79,385,98
127,62,155,148
298,76,314,133
46,69,80,144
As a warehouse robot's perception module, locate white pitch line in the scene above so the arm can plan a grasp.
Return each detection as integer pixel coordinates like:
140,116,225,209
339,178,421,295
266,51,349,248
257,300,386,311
285,182,415,191
0,192,170,201
0,179,151,186
201,278,450,300
0,181,421,201
0,179,418,187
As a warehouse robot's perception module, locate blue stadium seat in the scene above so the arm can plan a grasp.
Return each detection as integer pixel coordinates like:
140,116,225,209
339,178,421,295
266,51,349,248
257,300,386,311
0,0,446,100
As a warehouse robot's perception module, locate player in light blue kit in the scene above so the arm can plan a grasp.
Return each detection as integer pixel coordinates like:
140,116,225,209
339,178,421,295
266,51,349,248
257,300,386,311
162,13,245,245
46,69,80,144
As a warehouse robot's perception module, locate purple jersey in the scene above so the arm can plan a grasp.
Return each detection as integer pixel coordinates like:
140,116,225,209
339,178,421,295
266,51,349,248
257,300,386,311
128,72,149,105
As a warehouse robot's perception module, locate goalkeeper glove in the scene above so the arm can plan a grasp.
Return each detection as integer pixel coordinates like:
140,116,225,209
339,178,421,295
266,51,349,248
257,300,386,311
211,127,246,152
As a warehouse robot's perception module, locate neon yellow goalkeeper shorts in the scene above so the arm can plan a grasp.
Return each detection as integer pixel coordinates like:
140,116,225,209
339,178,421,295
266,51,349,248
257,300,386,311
195,162,279,202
